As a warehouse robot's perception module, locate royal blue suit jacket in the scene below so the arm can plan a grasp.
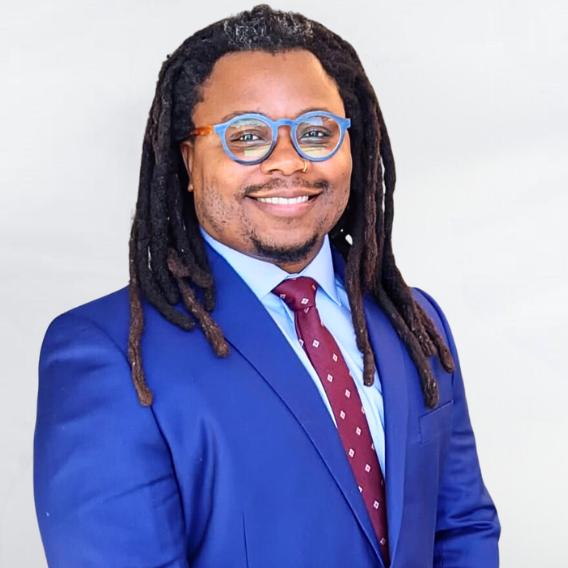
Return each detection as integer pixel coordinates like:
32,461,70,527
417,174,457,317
34,246,500,567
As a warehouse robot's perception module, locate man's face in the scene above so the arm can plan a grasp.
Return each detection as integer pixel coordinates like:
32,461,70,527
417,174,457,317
180,50,352,272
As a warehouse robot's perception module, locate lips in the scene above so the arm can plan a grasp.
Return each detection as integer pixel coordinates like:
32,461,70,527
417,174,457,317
248,186,321,199
255,195,310,205
246,192,320,217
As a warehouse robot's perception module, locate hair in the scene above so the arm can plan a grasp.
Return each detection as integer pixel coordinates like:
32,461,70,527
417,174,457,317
128,4,455,409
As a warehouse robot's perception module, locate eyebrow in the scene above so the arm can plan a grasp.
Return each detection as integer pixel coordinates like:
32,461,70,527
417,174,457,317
219,106,338,122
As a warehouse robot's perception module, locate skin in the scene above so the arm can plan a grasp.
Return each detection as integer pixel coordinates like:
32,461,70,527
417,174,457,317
180,49,353,273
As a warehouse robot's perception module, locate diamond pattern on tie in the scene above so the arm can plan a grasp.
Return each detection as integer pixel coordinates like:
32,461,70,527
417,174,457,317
272,276,389,565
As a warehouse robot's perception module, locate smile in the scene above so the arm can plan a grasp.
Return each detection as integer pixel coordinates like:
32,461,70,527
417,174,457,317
254,196,311,205
247,193,319,217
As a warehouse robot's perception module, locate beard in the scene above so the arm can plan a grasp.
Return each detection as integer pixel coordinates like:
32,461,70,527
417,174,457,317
249,232,320,267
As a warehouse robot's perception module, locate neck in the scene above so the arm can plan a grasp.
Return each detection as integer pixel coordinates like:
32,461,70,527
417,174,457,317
274,251,319,274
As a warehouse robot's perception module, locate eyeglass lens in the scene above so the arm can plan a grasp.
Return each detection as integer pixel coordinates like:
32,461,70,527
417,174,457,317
224,114,342,162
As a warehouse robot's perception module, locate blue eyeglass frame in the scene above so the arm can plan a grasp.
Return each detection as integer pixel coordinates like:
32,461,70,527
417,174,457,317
189,110,351,166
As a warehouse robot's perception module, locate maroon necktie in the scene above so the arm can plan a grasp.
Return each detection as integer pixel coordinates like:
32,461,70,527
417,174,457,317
273,277,390,565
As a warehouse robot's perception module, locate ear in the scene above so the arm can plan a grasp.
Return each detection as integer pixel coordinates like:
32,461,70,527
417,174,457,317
180,140,195,190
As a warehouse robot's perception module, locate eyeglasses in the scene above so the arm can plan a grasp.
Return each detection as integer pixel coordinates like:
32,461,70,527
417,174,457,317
189,111,351,165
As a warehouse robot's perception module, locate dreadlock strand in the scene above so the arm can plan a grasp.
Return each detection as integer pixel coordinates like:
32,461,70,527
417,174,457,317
344,180,377,387
126,136,158,404
360,100,381,291
184,202,217,312
167,172,213,289
378,127,439,355
167,249,229,356
376,286,439,408
127,230,154,406
133,145,197,331
414,302,455,372
147,86,181,305
375,103,437,355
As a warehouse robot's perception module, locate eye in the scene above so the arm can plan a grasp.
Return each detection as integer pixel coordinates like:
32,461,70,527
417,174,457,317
229,129,270,144
237,132,260,142
306,129,324,138
299,127,332,142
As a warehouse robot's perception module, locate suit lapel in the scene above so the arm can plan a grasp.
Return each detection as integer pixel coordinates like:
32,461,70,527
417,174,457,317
363,297,409,562
208,246,384,564
331,251,409,562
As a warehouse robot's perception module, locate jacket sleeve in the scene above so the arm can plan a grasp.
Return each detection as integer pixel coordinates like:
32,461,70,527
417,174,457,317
415,289,501,568
34,312,189,568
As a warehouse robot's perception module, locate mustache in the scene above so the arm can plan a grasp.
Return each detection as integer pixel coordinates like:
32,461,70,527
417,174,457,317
243,178,329,197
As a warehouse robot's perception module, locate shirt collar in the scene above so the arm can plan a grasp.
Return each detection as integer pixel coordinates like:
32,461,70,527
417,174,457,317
201,228,341,306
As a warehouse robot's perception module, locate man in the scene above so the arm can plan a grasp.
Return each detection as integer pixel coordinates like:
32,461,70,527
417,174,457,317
34,5,500,567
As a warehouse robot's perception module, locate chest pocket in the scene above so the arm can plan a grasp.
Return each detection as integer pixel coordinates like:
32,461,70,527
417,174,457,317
419,399,454,445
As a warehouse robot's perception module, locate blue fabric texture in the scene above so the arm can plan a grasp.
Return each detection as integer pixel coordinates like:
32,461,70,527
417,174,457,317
34,244,500,567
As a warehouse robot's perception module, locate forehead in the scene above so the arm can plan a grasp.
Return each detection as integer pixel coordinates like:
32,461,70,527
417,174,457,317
192,50,345,124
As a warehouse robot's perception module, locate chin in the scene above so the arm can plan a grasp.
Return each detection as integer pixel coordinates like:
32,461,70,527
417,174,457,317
250,232,321,266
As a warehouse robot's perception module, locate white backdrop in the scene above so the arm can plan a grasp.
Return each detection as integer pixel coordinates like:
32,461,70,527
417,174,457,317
1,0,566,566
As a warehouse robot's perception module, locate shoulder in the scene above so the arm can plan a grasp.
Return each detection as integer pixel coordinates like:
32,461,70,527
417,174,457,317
39,285,171,403
411,287,455,348
39,284,217,402
44,286,131,349
38,287,153,422
55,286,130,331
42,285,181,359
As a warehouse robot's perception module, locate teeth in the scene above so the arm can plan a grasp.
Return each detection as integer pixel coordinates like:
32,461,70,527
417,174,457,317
256,196,310,204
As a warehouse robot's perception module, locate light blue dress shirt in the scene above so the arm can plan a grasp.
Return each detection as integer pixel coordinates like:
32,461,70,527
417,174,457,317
202,230,386,476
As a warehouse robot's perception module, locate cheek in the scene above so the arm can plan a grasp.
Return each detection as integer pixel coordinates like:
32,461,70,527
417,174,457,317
191,161,249,226
333,186,351,226
331,153,353,208
192,155,228,202
333,140,352,179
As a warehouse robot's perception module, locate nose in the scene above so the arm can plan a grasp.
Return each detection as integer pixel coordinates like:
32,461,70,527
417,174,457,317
259,125,306,176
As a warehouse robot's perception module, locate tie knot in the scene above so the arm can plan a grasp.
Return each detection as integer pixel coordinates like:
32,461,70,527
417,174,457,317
273,276,318,312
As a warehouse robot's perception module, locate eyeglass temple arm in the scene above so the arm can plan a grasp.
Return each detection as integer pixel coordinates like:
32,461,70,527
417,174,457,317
189,126,215,136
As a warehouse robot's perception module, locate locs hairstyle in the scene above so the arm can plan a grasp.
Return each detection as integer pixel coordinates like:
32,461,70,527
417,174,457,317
128,4,455,409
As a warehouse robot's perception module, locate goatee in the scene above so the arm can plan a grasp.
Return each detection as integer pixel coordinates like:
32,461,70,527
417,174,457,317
250,233,319,267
